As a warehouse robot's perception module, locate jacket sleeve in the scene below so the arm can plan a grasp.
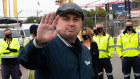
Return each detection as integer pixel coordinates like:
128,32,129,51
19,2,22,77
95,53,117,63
0,41,10,54
18,39,45,70
108,36,115,58
90,42,99,60
116,35,123,58
9,39,20,52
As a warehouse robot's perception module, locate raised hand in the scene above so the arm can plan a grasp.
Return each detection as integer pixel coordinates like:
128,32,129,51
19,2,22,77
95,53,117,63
36,12,60,44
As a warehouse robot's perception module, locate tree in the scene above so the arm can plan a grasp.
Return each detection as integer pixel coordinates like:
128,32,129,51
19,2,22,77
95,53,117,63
83,9,93,17
82,8,107,28
95,7,107,17
26,16,36,23
26,16,42,23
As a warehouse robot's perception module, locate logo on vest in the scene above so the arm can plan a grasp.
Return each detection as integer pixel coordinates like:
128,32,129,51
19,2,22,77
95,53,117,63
85,61,90,65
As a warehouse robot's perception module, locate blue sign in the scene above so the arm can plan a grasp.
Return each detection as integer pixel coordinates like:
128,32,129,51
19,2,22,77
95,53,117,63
112,2,138,16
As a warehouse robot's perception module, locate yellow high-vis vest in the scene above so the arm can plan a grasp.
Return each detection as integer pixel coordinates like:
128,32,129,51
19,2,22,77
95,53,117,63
116,33,140,57
0,38,20,58
93,34,115,59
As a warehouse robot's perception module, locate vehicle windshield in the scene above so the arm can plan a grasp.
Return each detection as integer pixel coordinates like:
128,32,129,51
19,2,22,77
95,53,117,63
0,30,20,38
0,30,4,38
12,30,20,38
24,29,30,37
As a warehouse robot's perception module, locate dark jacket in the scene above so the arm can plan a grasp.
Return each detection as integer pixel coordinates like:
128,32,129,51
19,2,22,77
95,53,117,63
90,42,99,65
18,36,93,79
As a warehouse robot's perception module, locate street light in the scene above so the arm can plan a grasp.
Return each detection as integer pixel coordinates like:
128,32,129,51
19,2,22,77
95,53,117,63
95,10,99,25
17,10,22,30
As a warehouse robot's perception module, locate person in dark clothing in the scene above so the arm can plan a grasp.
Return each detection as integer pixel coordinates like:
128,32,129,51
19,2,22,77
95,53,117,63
18,2,93,79
81,27,99,79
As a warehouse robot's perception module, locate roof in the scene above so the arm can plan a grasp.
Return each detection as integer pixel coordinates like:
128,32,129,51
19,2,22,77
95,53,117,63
0,17,21,24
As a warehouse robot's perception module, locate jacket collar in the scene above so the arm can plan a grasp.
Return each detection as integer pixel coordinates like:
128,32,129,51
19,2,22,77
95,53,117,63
57,34,81,48
4,37,13,42
123,29,136,34
97,31,106,36
57,34,72,47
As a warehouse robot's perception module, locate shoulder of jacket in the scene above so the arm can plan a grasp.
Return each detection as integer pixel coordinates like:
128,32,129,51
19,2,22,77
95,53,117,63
12,38,18,41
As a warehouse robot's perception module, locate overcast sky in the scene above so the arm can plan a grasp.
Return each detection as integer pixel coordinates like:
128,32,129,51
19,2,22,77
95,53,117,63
0,0,118,19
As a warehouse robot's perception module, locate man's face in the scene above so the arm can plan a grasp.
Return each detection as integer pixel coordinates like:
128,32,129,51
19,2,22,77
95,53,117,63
4,30,12,36
56,13,82,39
125,21,133,27
96,24,103,34
4,30,12,38
96,24,103,29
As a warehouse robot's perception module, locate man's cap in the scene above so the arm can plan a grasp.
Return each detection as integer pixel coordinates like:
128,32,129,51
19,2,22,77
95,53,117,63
56,2,84,20
30,24,38,34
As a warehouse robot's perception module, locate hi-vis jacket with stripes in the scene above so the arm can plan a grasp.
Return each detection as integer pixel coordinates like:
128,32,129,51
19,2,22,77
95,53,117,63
0,38,20,58
93,33,115,59
116,32,140,58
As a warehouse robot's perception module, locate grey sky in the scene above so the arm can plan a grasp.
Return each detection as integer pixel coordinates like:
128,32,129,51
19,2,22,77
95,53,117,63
0,0,115,19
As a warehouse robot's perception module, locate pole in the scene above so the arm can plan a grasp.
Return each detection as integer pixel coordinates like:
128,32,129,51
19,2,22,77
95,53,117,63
125,0,131,19
36,10,42,24
8,0,11,17
105,14,108,33
95,10,99,25
105,11,113,33
16,10,22,46
17,10,22,30
128,0,131,19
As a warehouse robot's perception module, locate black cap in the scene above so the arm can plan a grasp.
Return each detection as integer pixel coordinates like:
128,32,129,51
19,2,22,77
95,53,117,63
56,2,84,20
30,24,38,34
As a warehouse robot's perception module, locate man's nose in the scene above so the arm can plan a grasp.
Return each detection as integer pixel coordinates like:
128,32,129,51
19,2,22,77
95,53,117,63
69,20,75,26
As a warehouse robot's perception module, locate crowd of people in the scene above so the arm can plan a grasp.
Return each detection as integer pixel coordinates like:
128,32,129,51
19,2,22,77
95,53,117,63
0,2,140,79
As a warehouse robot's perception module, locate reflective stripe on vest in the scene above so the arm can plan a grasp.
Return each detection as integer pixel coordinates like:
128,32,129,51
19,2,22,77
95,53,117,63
116,45,122,47
122,48,139,52
120,32,140,52
1,55,18,58
99,49,108,52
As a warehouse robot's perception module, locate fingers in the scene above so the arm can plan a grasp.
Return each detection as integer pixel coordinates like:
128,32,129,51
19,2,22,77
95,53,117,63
50,15,59,30
45,12,55,25
40,15,46,24
45,13,51,24
48,12,55,24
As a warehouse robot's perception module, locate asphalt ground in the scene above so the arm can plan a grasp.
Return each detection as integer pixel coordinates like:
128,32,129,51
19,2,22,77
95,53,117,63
0,53,135,79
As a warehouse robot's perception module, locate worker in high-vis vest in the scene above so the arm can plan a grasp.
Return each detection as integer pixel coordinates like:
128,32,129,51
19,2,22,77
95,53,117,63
23,24,38,79
93,23,114,79
0,28,21,79
116,20,140,79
